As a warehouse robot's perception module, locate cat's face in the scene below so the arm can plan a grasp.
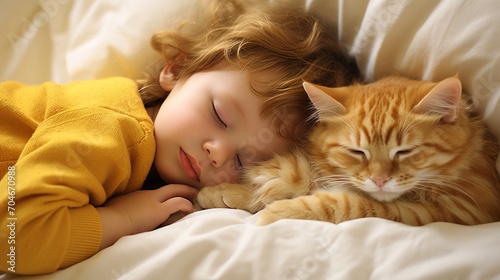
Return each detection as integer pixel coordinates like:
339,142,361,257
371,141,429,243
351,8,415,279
304,76,467,201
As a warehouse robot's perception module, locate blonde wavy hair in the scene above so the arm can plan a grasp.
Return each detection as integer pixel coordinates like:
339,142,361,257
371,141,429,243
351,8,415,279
138,0,359,144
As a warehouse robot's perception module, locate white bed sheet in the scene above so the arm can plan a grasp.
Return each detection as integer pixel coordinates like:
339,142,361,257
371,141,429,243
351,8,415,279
1,0,500,279
4,209,500,280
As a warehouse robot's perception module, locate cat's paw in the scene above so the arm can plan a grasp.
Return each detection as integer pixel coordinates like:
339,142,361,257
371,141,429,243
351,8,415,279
197,184,232,209
257,178,297,205
197,183,256,211
256,199,295,225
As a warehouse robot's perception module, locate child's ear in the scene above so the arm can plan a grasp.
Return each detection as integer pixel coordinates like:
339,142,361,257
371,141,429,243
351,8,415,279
159,64,176,91
159,54,185,91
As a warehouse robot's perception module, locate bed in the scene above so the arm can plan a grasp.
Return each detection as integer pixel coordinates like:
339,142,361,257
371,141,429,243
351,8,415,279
1,0,500,279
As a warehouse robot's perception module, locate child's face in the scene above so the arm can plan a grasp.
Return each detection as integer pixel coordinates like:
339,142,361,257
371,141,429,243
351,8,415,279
153,65,288,188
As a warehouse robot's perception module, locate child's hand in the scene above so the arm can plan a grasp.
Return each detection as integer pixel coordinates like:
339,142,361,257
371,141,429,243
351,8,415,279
97,184,197,249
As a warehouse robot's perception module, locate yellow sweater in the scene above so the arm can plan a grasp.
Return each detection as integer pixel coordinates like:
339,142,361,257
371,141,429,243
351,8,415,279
0,77,155,275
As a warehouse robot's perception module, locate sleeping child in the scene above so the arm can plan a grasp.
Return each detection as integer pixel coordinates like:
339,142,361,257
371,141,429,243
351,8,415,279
0,0,359,274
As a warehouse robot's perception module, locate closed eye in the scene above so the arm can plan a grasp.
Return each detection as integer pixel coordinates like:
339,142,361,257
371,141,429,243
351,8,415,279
349,149,364,156
397,149,413,155
211,101,227,128
348,148,370,160
234,154,243,171
390,147,416,160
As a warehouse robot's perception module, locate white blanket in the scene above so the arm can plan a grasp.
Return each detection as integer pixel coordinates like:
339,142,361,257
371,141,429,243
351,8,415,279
1,0,500,279
5,209,500,280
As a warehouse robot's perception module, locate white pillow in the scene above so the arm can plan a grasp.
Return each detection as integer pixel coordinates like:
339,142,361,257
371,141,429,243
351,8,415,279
65,0,207,81
0,0,206,84
0,1,65,84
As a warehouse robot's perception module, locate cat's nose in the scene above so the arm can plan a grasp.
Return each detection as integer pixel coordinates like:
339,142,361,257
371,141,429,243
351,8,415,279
370,176,391,188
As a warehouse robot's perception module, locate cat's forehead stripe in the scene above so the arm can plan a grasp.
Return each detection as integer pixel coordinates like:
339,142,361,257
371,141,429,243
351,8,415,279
384,124,396,145
356,89,407,145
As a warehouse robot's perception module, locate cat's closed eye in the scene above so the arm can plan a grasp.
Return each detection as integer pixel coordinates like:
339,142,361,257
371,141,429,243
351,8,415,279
390,147,415,160
397,149,413,155
348,148,369,160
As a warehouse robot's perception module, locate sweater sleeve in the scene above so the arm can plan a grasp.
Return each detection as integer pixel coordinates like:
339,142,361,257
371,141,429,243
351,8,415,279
0,106,154,275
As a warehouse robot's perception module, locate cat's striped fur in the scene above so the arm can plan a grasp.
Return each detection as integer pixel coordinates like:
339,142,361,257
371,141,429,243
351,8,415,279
198,76,500,226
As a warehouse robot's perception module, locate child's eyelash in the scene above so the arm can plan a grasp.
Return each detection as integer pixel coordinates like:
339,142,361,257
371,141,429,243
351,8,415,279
211,102,227,128
235,155,243,170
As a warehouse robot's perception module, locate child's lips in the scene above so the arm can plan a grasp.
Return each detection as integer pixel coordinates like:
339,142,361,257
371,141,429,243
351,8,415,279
179,148,200,182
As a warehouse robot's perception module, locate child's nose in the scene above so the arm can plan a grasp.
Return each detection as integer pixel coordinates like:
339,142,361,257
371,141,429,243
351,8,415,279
203,141,230,168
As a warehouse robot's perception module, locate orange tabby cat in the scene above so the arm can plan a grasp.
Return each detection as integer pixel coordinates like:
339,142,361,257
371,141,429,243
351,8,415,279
197,76,500,226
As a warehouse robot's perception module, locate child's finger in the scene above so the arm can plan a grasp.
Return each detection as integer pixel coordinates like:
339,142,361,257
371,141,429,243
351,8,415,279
155,184,198,202
161,197,194,216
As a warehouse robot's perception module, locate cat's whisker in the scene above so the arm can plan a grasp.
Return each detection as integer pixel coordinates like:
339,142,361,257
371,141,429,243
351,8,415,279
415,177,479,206
315,175,351,190
411,183,452,198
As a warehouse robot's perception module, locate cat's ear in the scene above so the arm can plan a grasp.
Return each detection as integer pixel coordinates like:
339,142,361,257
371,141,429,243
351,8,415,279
303,82,346,120
413,77,462,123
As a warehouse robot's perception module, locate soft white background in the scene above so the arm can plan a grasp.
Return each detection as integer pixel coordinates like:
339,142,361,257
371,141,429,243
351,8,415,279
1,0,500,279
